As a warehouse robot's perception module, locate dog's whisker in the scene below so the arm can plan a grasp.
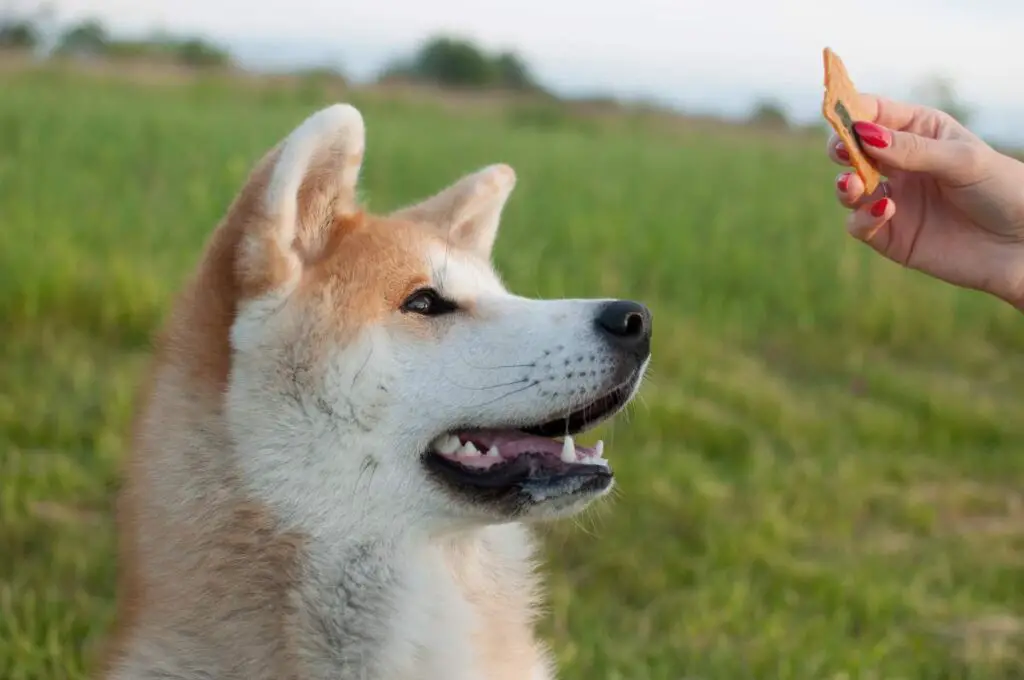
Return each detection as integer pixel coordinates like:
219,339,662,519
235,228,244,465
440,377,531,392
117,102,655,677
469,380,543,408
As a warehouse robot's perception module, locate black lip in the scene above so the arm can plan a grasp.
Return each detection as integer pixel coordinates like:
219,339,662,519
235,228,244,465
520,379,635,439
423,451,613,514
422,373,641,513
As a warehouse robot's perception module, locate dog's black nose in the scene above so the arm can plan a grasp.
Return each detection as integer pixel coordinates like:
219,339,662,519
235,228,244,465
595,300,652,354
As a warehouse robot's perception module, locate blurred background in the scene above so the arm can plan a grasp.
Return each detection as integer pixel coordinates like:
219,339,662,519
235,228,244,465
1,1,1023,678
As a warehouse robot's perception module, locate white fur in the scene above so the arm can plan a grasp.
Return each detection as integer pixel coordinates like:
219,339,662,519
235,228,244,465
104,103,651,680
264,103,365,226
392,163,516,258
227,240,637,533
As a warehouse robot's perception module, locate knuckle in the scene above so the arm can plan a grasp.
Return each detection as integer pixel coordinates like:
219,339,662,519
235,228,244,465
896,131,923,159
954,142,989,180
933,109,958,129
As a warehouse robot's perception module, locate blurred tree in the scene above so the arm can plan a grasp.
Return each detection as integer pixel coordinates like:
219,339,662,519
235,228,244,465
414,36,495,87
96,29,232,68
493,51,535,91
379,35,542,93
0,18,35,48
748,98,789,129
54,18,107,56
0,1,59,51
175,37,231,68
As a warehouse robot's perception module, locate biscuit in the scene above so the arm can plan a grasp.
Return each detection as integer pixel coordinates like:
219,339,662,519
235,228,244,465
822,47,882,195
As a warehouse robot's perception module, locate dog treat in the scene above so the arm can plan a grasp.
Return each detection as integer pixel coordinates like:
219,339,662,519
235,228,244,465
822,47,881,195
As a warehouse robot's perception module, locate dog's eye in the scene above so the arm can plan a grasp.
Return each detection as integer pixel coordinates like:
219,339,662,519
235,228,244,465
401,288,458,316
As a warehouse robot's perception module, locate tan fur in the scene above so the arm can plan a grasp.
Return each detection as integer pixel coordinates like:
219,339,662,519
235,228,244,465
443,535,549,680
98,115,551,679
99,149,309,677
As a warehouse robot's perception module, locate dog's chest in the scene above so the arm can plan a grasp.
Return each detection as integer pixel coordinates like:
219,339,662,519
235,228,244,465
303,540,483,680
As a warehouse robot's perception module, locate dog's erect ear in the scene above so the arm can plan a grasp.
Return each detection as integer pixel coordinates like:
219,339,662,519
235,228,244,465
265,103,364,232
235,104,365,295
390,164,516,260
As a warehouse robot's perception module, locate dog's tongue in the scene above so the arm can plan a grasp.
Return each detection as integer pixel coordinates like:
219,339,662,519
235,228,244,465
457,429,597,460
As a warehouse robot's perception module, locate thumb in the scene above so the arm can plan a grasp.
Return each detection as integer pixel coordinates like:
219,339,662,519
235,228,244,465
851,121,979,185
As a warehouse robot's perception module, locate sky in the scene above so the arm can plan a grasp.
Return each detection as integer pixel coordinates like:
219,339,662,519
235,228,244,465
32,0,1024,145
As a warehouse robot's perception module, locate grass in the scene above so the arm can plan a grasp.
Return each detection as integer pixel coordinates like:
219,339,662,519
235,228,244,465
3,64,1024,680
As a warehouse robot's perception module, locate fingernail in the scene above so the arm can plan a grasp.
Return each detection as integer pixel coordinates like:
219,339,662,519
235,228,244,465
836,145,850,161
870,197,890,217
836,173,851,193
852,121,892,149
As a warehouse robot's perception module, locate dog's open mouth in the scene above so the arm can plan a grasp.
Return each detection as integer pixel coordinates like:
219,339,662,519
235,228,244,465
423,379,636,507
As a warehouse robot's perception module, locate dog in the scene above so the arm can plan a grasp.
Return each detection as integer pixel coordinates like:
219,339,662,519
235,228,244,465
98,103,652,680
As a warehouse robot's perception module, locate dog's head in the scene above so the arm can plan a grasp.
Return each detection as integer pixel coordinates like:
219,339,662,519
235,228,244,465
217,105,651,532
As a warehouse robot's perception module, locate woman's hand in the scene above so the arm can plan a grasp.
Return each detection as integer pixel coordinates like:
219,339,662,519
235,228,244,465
828,93,1024,309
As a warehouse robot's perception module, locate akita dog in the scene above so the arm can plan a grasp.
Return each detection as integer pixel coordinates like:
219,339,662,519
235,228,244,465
99,103,652,680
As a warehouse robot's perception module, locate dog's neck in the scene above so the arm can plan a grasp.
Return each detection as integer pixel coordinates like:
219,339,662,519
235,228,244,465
110,369,550,680
291,532,477,679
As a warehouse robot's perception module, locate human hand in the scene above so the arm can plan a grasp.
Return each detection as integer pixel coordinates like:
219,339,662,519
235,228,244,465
827,94,1024,309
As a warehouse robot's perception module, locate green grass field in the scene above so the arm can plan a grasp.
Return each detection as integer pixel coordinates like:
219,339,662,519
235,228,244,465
3,65,1024,680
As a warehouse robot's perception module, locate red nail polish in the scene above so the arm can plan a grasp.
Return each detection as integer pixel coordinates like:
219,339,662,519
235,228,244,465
852,121,892,149
836,145,850,161
870,198,890,217
836,173,851,192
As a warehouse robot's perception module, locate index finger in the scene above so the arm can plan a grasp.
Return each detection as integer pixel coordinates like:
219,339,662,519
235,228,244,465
826,92,939,166
851,92,934,135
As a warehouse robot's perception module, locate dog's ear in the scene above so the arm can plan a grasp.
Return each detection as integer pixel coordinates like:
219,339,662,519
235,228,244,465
390,164,516,260
234,104,365,295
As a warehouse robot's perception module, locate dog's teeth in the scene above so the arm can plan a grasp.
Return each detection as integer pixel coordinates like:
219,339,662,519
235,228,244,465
486,445,501,458
459,441,479,457
560,435,576,463
594,440,605,459
433,435,461,455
